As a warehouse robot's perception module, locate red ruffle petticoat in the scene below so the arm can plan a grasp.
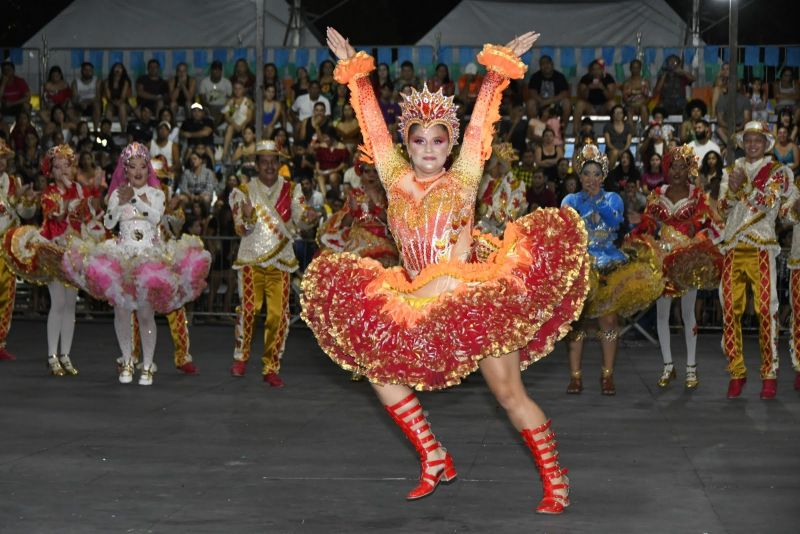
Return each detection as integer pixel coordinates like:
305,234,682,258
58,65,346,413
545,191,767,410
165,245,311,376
301,207,590,391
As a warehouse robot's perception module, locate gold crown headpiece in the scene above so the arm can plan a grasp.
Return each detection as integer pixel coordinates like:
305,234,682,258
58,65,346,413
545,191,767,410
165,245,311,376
398,83,460,146
491,142,519,165
574,143,609,177
40,144,76,177
664,144,699,178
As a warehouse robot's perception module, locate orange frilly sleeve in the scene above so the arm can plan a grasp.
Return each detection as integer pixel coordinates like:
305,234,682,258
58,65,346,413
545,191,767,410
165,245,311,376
450,45,528,193
333,51,376,85
476,44,527,80
335,52,408,190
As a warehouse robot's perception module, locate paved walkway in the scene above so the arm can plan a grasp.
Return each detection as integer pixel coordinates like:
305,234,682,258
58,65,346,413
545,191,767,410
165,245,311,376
1,319,798,533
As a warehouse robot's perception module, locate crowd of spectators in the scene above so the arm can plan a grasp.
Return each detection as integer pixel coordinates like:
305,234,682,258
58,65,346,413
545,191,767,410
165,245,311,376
2,54,800,323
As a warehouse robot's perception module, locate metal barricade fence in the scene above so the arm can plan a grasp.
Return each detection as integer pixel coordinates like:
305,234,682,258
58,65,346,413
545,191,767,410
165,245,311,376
9,238,796,335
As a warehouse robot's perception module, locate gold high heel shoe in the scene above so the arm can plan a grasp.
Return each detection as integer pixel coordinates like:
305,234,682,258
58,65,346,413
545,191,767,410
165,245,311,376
657,363,676,388
601,367,616,395
59,354,79,376
685,365,699,389
47,354,65,376
566,370,583,394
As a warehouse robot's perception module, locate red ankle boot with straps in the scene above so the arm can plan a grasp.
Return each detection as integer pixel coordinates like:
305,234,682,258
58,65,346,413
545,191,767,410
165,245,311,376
385,392,457,500
521,419,570,514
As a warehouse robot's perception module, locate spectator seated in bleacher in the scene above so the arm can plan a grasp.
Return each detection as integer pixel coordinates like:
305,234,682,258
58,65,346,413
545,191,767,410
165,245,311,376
150,120,181,176
42,105,76,149
220,79,255,162
749,78,769,122
71,62,101,129
534,128,564,184
15,129,41,187
298,101,332,149
0,61,31,121
427,63,455,96
679,99,707,143
335,102,362,154
621,59,651,127
457,62,483,115
103,62,132,133
604,149,640,193
135,58,169,117
42,66,72,118
198,60,232,128
8,110,36,152
499,104,528,156
291,80,330,135
230,58,256,100
262,62,284,104
230,124,256,175
527,54,572,132
774,124,800,174
774,108,797,143
179,149,219,211
126,105,156,145
573,59,616,136
773,68,800,126
640,152,665,192
397,60,422,92
314,128,349,195
168,61,196,120
653,54,693,117
714,78,751,151
262,83,284,140
93,118,117,157
710,63,729,121
638,107,674,163
698,150,723,199
687,119,721,164
603,104,634,169
180,103,215,151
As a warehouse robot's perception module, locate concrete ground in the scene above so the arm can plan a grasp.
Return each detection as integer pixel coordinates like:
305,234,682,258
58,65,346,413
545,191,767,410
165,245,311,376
1,318,799,534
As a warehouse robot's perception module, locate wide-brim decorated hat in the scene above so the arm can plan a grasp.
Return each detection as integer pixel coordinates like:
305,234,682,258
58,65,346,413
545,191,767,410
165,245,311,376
255,139,289,160
736,120,775,152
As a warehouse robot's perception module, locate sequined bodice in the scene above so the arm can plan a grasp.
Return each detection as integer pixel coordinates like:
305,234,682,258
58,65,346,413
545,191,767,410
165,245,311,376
562,190,626,270
387,176,474,276
647,185,700,236
118,206,159,250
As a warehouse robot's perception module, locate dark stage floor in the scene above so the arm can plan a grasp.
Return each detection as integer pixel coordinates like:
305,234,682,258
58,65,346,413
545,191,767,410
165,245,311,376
1,319,799,533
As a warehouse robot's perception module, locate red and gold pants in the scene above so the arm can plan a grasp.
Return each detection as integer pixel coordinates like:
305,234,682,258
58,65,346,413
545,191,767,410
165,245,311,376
0,257,16,349
790,269,800,372
132,307,192,367
233,265,290,374
720,245,779,379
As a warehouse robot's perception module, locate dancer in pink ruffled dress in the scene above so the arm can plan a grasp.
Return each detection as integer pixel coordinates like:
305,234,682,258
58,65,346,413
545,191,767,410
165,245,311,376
63,143,211,385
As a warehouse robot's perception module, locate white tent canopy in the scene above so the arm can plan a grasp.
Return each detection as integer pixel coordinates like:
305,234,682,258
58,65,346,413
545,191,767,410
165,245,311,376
417,0,695,47
23,0,321,48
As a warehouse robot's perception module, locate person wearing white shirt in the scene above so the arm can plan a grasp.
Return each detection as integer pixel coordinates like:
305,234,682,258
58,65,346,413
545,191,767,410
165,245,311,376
687,120,721,164
291,80,331,123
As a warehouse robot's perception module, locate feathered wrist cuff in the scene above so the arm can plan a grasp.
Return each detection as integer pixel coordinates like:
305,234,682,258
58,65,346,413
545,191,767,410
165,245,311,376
477,44,527,80
334,51,376,85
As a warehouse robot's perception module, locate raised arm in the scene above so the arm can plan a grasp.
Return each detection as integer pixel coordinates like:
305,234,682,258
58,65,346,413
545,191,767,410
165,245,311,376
630,191,660,236
328,27,407,190
450,33,537,193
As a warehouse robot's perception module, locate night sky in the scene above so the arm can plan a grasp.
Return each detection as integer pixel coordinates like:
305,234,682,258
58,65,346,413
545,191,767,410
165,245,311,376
1,0,796,48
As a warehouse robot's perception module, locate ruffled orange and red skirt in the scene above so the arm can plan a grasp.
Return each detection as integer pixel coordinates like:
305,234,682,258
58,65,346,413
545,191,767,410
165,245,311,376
301,207,590,391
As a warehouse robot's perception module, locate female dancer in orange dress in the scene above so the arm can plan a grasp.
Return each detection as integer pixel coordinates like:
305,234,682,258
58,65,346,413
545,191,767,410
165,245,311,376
301,28,590,513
